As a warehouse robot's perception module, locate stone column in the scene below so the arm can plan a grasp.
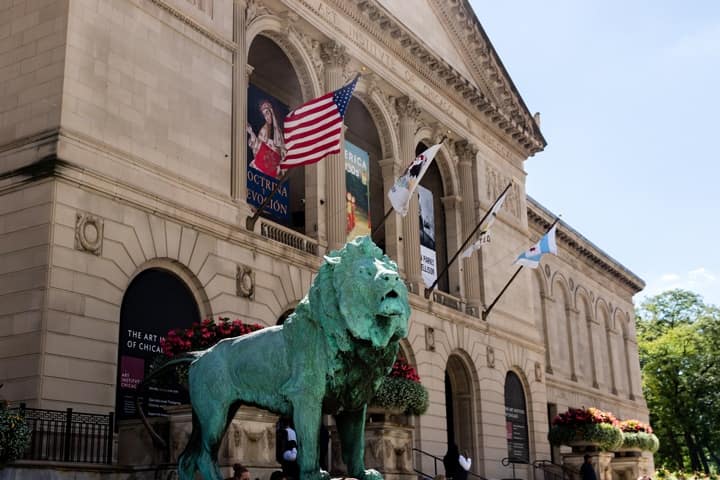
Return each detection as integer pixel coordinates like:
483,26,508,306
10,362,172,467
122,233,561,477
380,157,402,267
396,97,422,290
586,316,599,388
441,195,461,295
456,141,482,311
623,331,636,399
320,41,350,251
567,306,578,382
562,451,614,480
232,1,249,204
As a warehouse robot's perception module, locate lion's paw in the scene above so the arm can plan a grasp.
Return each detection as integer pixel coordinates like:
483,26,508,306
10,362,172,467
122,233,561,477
361,468,384,480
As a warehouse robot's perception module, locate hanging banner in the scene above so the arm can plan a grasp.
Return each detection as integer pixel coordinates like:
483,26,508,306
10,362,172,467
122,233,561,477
345,141,371,240
418,185,437,288
246,84,290,223
505,373,530,463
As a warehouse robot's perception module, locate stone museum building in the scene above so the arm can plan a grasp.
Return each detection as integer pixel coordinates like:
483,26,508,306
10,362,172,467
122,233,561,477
0,0,649,478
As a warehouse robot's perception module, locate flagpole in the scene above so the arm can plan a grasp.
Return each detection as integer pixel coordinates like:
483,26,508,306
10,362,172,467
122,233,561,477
423,181,513,299
245,169,294,232
482,216,561,320
371,136,448,245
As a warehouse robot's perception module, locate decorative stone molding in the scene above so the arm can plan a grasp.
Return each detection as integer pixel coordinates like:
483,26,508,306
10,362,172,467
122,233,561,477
313,0,545,155
246,0,271,24
74,213,103,256
544,265,551,277
425,326,435,351
185,0,213,17
534,362,543,382
295,29,324,77
486,346,495,368
147,0,234,50
320,41,350,69
485,165,520,218
527,198,645,293
236,265,255,299
454,139,478,162
395,96,421,121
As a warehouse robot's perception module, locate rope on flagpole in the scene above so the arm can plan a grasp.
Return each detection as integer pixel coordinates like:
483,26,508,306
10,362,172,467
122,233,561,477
482,215,561,321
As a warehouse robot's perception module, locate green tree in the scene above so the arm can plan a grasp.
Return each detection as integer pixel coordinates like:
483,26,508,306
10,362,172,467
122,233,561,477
637,289,720,473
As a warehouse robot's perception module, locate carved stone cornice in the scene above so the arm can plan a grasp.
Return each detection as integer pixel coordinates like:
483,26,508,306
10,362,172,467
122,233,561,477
246,0,272,24
147,0,235,51
327,0,545,156
395,96,421,121
320,41,350,68
527,197,646,293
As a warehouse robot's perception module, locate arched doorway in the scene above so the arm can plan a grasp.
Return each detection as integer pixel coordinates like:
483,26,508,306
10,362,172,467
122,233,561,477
115,268,201,420
504,371,530,464
445,354,476,465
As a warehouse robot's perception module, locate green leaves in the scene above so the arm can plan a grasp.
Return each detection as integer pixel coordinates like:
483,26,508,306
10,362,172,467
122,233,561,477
636,289,720,472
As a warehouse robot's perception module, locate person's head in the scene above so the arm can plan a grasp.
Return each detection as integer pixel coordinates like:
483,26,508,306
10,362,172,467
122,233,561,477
584,454,591,463
270,471,288,480
233,463,250,480
260,101,274,125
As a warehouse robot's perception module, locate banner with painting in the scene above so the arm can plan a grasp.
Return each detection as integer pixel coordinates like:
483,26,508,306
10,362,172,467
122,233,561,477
418,185,437,288
246,84,290,223
345,141,371,240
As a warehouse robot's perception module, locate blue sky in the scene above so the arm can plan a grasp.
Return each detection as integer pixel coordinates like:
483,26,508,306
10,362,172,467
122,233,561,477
468,1,720,307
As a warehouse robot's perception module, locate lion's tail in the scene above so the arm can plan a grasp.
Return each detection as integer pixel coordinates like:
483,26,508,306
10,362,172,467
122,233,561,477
135,354,198,449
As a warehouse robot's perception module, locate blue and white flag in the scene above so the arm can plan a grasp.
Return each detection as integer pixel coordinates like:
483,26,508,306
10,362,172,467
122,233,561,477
513,225,558,268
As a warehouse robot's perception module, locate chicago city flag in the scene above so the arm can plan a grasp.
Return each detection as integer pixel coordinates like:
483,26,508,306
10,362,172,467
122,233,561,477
459,188,509,259
513,225,558,268
387,144,442,216
280,75,359,169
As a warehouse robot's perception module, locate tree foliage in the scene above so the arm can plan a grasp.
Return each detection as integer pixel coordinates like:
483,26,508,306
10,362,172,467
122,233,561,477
637,289,720,473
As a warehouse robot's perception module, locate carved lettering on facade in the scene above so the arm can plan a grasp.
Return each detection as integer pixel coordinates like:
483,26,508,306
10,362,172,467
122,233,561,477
186,0,213,17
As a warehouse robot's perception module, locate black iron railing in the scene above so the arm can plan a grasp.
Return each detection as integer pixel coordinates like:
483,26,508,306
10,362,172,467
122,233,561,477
533,459,579,480
412,448,489,480
12,404,114,464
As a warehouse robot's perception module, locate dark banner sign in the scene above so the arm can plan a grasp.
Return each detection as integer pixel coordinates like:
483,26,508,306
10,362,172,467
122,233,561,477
246,84,290,224
505,372,530,463
115,269,200,420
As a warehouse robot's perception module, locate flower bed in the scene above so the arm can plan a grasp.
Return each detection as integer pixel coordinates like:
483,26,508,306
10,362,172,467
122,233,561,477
371,356,428,415
548,407,623,451
618,420,660,452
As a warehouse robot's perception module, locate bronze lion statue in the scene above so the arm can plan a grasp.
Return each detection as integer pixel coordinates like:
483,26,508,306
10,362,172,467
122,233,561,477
143,236,410,480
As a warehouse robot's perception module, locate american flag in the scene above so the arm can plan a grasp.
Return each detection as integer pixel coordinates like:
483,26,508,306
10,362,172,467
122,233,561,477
280,75,359,169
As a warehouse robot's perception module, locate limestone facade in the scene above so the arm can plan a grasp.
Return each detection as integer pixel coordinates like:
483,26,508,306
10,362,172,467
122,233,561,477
0,0,647,478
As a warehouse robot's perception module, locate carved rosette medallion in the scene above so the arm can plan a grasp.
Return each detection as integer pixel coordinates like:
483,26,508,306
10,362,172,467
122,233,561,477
74,213,103,256
236,265,255,299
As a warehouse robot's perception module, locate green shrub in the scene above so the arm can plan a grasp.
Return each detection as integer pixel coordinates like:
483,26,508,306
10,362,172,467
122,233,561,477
621,432,660,452
0,408,30,466
548,422,624,451
371,376,429,416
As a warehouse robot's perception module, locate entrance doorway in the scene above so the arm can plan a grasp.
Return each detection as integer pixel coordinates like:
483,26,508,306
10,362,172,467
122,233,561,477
445,355,476,465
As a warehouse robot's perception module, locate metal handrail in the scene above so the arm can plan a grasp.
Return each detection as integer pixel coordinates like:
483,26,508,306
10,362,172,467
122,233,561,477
412,448,489,480
533,459,579,480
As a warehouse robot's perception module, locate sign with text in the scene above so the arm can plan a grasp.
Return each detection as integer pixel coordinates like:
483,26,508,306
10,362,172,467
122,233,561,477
247,84,290,223
418,185,437,288
116,269,200,420
345,140,370,240
504,372,530,463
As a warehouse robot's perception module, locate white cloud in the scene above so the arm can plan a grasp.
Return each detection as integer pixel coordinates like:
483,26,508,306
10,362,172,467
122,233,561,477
634,267,720,307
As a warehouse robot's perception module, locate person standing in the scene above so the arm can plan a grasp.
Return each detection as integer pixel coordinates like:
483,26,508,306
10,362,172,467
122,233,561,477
444,443,471,480
227,463,250,480
580,454,598,480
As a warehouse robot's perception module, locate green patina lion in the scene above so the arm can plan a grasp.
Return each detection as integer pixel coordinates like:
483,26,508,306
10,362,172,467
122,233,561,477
170,236,409,480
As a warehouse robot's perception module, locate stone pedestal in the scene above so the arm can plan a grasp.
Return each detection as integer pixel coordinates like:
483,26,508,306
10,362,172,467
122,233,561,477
610,450,651,480
562,451,614,480
331,410,415,480
118,405,280,478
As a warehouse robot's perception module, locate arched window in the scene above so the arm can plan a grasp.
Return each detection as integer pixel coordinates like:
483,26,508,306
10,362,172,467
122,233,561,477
345,98,383,249
445,355,476,464
247,35,306,234
417,143,449,293
504,371,530,464
115,268,201,420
